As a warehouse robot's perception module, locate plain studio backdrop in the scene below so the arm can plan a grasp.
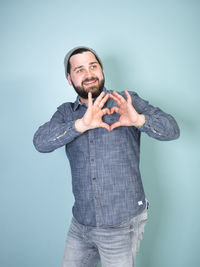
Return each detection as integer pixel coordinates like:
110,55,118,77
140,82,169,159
1,0,199,266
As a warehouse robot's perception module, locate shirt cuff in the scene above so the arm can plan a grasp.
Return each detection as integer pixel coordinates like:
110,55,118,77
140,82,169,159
137,114,163,136
67,120,82,138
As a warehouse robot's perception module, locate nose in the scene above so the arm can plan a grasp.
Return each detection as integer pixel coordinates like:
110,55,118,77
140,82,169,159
84,68,93,79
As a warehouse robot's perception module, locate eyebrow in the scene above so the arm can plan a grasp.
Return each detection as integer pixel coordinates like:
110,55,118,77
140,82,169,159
73,65,84,72
89,61,98,65
73,61,99,72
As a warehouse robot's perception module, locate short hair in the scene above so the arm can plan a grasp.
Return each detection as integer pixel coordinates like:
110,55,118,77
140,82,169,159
67,48,103,74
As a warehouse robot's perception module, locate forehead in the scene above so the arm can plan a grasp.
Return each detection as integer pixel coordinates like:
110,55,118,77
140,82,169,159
69,51,98,68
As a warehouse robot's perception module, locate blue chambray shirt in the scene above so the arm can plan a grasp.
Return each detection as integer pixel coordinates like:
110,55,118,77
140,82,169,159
33,88,180,227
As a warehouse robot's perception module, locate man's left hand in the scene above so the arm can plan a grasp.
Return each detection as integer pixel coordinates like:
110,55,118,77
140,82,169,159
109,90,146,131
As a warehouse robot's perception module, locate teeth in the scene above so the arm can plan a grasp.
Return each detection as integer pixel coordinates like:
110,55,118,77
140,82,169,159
84,80,96,85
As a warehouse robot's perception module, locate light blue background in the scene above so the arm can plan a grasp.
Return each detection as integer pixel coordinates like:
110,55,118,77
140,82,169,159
1,0,199,266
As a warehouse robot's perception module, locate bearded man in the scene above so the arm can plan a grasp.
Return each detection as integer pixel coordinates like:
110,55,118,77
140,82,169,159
33,46,180,267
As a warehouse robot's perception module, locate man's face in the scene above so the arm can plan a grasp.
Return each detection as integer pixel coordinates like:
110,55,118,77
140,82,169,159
67,51,105,99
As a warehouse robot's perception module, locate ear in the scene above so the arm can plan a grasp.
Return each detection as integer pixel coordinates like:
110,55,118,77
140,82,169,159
67,73,72,86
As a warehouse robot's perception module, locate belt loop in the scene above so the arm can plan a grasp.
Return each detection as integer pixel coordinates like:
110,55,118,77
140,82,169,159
145,199,150,210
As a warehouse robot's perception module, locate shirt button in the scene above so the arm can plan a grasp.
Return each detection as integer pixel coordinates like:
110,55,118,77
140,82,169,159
95,196,98,200
92,177,96,181
90,140,93,144
91,158,94,162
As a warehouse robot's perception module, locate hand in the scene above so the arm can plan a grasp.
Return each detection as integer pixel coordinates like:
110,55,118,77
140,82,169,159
75,91,111,132
109,90,146,131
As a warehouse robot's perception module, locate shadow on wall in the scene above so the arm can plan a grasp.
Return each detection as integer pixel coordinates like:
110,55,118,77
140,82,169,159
137,136,165,267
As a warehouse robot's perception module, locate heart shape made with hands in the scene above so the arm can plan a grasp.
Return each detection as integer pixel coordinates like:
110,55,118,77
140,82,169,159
82,90,145,132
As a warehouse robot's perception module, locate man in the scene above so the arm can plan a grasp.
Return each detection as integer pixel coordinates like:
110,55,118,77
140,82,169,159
33,46,180,267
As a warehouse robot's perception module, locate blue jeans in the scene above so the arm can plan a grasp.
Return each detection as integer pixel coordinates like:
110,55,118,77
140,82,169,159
61,206,148,267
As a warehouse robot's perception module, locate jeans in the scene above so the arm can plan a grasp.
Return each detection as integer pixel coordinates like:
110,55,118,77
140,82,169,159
61,205,148,267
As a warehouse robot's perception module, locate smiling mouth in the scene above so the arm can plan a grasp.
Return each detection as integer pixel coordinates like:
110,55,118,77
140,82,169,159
83,79,98,86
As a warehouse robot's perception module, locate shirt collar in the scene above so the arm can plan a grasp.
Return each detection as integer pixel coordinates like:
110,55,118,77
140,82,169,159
73,96,83,111
73,87,108,111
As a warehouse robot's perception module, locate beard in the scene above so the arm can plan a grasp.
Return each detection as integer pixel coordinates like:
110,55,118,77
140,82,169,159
71,75,105,99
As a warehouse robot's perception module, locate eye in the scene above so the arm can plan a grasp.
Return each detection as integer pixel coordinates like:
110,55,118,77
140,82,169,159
76,68,83,73
90,64,97,70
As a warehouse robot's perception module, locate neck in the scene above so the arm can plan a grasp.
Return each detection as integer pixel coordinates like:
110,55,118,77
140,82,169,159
79,96,89,105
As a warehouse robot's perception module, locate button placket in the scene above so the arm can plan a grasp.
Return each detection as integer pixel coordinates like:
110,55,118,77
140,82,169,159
88,130,102,226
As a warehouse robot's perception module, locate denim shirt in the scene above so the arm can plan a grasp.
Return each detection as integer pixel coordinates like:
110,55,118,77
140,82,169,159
33,88,180,227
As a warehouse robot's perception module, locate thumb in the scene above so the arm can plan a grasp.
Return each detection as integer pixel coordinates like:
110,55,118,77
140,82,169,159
110,106,120,114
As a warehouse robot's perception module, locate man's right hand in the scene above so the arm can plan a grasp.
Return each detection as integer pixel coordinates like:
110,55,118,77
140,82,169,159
74,92,111,133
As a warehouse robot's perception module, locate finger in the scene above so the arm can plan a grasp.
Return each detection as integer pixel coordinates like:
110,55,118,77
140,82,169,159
94,91,105,106
112,91,126,103
88,92,92,107
110,121,121,131
125,90,132,104
99,122,111,131
110,106,120,114
109,94,121,106
101,108,111,115
99,93,110,109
